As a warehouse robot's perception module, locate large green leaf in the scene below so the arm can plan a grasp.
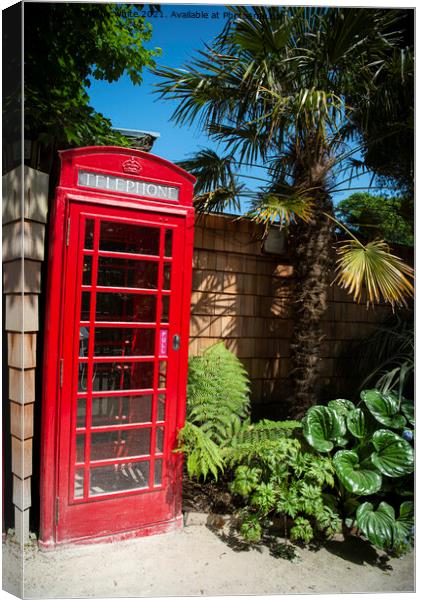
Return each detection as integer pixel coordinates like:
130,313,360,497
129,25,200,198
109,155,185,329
333,450,382,495
346,408,367,439
401,400,414,426
302,406,346,452
356,501,395,550
328,399,355,418
371,429,414,478
393,501,414,545
361,389,406,429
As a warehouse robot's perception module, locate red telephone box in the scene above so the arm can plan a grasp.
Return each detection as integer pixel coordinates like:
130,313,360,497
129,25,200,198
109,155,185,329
39,147,195,547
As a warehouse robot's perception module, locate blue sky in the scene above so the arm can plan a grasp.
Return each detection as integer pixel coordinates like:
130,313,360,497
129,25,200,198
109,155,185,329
88,5,227,160
88,3,385,211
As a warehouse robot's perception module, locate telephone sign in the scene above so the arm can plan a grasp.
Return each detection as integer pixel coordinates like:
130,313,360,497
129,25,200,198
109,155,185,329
78,170,180,200
39,147,195,547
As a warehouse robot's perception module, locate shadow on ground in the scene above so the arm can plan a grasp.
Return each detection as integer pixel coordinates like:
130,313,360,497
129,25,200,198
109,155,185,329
207,519,302,562
316,536,393,570
207,517,394,570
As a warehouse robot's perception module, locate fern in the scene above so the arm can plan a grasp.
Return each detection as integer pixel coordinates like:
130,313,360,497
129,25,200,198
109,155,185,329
177,422,225,481
225,419,302,466
187,342,250,445
178,342,251,479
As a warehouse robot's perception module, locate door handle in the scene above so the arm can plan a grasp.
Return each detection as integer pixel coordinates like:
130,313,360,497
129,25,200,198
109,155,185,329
172,334,180,351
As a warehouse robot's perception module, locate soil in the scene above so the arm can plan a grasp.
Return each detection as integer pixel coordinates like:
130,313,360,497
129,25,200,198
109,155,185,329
182,471,240,514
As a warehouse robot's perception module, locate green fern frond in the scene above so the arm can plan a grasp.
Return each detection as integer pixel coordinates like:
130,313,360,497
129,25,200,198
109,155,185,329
225,420,302,466
177,422,225,481
179,342,251,480
187,342,251,441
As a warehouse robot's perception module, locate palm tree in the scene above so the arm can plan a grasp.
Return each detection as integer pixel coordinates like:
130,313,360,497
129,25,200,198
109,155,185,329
155,6,413,417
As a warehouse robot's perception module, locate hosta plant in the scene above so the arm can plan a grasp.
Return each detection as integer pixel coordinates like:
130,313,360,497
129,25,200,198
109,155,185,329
302,389,414,554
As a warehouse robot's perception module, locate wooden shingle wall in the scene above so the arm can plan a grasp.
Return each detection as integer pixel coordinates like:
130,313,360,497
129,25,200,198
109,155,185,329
189,214,393,418
2,166,49,543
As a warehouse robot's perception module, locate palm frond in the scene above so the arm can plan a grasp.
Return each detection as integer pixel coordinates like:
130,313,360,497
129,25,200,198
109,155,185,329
247,186,314,229
208,122,275,164
352,313,414,398
334,239,414,307
194,186,243,214
177,148,238,193
375,360,414,398
177,148,242,213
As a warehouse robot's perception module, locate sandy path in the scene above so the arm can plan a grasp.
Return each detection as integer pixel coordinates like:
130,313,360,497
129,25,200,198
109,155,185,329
2,523,414,598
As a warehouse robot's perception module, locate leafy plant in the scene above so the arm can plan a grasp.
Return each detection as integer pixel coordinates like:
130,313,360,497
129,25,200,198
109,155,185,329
228,422,342,545
302,389,414,554
179,345,414,557
22,3,161,147
355,314,414,401
335,192,414,247
177,343,250,480
177,422,225,481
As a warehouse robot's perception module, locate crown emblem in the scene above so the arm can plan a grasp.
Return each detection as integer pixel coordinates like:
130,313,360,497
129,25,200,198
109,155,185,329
122,157,142,175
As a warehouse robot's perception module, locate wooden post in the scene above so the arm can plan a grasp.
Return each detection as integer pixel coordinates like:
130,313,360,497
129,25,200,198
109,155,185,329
2,165,49,544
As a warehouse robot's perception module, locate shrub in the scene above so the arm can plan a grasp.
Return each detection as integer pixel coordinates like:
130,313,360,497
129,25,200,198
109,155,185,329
178,342,414,557
302,389,414,555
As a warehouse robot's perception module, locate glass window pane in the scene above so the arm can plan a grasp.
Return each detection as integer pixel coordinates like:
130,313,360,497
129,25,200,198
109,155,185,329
82,256,93,285
89,462,150,496
100,222,159,256
81,292,90,321
91,395,152,427
161,296,169,323
76,435,85,463
97,257,159,289
163,264,171,290
164,230,173,257
90,429,151,461
92,362,154,391
95,293,156,323
84,219,94,249
154,459,162,486
77,398,86,428
79,327,89,357
157,394,166,422
78,363,88,393
158,362,167,389
74,469,84,499
94,328,155,357
156,427,164,453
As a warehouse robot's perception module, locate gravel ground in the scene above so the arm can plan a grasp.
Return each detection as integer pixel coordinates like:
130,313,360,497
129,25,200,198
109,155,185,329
2,518,415,598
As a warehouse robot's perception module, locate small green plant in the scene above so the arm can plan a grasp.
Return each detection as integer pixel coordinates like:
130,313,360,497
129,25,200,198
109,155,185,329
228,421,342,545
302,389,414,555
177,342,250,479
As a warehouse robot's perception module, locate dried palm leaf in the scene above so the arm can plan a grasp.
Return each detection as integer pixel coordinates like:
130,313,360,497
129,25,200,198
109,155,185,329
334,239,414,307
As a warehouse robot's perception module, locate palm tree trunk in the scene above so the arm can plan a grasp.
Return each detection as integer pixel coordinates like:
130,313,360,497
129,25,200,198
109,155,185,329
287,191,334,418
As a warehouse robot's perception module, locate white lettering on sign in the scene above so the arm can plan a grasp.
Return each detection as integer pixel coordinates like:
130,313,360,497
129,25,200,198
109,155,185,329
78,170,180,201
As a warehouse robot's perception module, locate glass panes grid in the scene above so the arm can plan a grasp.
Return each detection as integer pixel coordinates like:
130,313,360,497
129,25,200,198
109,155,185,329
73,217,172,500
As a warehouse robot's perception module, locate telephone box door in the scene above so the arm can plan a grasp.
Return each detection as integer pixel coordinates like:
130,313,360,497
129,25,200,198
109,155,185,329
53,202,189,542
